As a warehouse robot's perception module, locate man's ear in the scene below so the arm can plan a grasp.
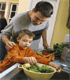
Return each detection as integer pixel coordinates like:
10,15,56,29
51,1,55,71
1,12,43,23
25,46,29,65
32,8,35,12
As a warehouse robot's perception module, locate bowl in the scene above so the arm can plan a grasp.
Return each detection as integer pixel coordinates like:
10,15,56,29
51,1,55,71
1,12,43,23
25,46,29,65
18,63,57,80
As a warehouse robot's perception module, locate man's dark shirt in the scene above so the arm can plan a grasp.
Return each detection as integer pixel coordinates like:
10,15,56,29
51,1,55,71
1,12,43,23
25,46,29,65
0,18,7,33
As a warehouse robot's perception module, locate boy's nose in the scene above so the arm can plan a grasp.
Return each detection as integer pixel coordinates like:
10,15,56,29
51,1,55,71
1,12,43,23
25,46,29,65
25,42,29,45
37,21,42,25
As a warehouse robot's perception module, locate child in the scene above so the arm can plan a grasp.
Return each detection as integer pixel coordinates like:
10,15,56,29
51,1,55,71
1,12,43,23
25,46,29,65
0,29,61,73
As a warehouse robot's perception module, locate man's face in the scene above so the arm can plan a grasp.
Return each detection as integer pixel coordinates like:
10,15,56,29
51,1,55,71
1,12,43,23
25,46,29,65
30,11,47,26
17,35,33,49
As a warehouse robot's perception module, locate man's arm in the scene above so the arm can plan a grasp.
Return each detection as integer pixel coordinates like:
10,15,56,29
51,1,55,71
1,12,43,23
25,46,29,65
0,22,15,50
42,30,49,49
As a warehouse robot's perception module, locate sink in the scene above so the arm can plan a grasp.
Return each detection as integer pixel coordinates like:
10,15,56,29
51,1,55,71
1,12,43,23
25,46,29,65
10,69,70,80
10,59,70,80
50,70,70,80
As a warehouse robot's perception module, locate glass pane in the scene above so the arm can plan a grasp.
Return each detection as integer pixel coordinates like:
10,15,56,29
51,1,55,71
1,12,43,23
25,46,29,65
12,5,16,11
0,3,1,9
2,4,6,10
10,12,15,18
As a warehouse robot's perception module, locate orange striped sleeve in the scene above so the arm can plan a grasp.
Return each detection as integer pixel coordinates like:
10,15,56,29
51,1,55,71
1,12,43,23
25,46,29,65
25,48,50,64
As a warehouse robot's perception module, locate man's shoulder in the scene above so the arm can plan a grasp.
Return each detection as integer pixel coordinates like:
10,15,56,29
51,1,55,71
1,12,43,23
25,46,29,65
12,11,28,19
10,11,29,23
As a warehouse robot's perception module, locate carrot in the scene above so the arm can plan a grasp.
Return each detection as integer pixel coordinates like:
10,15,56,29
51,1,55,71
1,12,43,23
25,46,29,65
42,52,49,55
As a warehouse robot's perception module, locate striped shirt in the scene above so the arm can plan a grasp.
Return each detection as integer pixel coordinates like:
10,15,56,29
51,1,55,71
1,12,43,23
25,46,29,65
0,44,50,73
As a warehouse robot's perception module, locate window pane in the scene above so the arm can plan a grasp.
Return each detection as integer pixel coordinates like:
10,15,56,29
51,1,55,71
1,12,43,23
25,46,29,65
10,12,15,18
0,3,1,9
12,5,16,11
2,4,6,10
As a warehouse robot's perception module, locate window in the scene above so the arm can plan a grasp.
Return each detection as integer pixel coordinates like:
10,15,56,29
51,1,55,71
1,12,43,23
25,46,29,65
8,4,18,22
0,3,6,14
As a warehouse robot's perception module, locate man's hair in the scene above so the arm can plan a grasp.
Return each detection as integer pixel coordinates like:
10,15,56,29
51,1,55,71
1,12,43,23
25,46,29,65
17,29,35,39
34,1,53,17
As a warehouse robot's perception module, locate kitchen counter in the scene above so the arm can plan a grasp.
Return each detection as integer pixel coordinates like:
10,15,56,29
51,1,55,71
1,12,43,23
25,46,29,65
0,59,70,80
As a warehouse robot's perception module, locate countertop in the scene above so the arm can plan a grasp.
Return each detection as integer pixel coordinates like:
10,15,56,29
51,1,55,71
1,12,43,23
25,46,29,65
0,59,70,80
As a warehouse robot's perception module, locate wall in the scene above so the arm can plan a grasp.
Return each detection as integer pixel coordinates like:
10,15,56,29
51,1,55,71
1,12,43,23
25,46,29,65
9,0,19,1
50,0,69,48
17,0,29,13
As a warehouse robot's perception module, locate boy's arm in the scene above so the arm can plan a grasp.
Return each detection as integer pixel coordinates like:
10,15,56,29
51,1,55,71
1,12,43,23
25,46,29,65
25,49,50,65
48,62,62,71
24,50,61,71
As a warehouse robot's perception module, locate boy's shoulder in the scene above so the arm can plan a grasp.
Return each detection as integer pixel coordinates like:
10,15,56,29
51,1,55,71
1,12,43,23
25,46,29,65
10,44,19,50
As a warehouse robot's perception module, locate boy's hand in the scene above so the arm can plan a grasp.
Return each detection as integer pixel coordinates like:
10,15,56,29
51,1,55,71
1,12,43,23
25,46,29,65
23,57,37,66
53,64,62,72
48,62,62,72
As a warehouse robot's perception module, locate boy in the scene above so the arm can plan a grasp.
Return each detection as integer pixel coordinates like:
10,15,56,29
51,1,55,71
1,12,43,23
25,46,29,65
0,29,61,73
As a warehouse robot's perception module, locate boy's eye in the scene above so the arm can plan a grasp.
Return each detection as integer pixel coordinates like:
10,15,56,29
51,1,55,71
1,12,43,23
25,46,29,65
23,40,27,42
29,41,32,43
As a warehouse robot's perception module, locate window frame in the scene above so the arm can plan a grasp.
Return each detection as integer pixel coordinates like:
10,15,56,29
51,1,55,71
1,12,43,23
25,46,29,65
8,3,18,22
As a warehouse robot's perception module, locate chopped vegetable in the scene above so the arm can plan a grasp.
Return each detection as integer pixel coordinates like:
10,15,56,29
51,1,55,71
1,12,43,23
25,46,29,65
26,64,54,73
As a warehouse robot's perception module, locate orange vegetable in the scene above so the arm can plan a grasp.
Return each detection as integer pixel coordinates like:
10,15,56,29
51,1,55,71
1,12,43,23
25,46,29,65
42,52,49,55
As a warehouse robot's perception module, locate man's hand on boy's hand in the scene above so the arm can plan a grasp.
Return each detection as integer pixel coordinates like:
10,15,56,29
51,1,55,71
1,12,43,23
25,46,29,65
23,57,37,66
5,41,15,50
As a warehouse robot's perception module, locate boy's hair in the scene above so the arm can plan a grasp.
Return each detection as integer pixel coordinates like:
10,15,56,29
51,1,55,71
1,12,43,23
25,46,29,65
34,1,53,17
17,29,35,39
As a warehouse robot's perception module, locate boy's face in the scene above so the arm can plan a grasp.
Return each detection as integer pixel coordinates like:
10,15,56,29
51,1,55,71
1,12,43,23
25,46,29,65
17,35,33,49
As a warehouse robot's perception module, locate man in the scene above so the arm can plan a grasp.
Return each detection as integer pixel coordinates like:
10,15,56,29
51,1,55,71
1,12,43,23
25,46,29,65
0,1,53,60
0,11,7,60
0,11,7,33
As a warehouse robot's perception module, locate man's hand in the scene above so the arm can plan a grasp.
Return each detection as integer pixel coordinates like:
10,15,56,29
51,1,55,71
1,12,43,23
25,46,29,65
23,57,37,66
5,41,15,51
43,40,49,49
